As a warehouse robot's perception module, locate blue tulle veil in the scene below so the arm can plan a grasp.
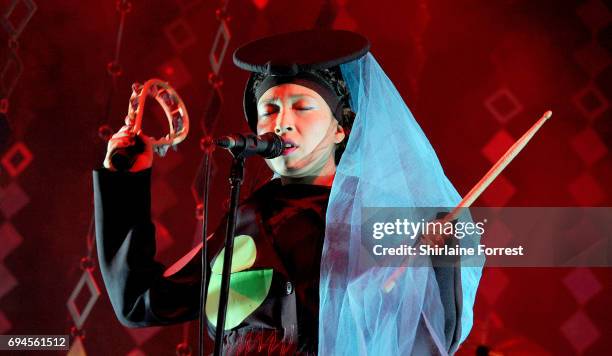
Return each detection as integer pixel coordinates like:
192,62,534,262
318,53,483,355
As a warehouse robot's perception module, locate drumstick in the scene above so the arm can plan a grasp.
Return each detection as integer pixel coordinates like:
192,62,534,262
382,110,552,293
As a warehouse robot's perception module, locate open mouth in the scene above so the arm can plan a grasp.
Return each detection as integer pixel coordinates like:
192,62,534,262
282,139,298,155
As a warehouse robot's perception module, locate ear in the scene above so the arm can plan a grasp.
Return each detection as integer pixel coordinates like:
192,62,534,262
334,122,346,144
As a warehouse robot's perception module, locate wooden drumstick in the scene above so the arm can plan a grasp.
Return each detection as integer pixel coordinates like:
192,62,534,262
382,110,552,293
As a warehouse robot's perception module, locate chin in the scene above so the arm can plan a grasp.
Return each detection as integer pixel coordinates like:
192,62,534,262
268,157,302,174
270,163,310,178
268,155,323,178
276,166,301,176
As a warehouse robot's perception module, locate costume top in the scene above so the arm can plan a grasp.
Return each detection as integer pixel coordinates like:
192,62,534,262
93,168,331,355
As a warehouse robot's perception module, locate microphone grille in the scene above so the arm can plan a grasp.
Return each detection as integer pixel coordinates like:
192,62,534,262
260,132,284,158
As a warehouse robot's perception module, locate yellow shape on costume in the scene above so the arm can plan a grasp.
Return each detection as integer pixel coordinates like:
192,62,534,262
211,234,257,274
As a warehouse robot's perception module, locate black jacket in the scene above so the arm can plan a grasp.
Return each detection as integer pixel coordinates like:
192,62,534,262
93,168,463,355
94,168,330,354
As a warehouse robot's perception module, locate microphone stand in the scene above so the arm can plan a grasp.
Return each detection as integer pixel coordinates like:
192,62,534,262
209,133,283,355
213,149,245,356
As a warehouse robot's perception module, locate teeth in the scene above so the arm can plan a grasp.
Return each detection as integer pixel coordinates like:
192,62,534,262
284,143,295,148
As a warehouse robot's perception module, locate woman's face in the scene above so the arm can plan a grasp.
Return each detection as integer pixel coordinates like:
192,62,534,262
256,83,345,178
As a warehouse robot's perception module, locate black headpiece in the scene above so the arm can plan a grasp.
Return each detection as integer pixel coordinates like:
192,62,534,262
233,29,370,132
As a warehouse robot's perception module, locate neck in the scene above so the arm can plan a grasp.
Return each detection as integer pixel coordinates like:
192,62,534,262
280,156,336,187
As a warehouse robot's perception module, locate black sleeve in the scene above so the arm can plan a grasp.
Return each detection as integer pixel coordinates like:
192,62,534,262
431,248,463,354
93,168,202,328
429,212,463,354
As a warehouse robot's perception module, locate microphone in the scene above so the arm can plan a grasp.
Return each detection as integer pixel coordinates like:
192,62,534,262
216,132,289,158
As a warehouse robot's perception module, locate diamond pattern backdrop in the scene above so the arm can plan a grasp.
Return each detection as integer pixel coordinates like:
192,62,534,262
0,0,610,355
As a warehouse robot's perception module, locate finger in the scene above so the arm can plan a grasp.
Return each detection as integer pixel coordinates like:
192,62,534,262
111,133,134,141
422,233,445,247
432,234,445,247
110,135,135,143
111,135,135,144
112,127,135,138
112,129,133,137
132,82,142,92
118,125,134,133
124,115,136,126
109,137,135,149
103,157,115,171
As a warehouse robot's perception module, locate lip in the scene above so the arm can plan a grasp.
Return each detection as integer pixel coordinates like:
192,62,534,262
282,146,298,156
282,138,297,146
281,138,298,156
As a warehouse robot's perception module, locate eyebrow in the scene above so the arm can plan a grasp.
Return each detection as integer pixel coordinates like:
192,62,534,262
259,94,314,105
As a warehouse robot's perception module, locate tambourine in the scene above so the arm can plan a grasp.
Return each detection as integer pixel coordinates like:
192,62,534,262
111,78,189,171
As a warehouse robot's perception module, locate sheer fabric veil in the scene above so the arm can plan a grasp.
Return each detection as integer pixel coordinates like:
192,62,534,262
318,53,483,355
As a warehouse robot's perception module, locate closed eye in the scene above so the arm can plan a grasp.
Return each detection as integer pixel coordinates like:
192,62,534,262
258,105,279,117
293,98,316,111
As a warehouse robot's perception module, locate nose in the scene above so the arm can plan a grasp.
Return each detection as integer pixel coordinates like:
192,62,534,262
274,109,295,134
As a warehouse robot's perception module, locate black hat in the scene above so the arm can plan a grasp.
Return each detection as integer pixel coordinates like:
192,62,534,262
233,29,370,132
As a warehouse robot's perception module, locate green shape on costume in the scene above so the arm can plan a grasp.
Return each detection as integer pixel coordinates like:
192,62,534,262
206,234,273,330
211,235,257,274
206,269,273,330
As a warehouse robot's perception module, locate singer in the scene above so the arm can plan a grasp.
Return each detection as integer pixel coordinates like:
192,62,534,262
93,30,482,355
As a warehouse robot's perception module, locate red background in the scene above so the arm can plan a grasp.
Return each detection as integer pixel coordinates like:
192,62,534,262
0,0,610,354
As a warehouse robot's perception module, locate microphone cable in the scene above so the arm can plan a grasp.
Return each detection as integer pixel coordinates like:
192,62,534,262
198,144,213,356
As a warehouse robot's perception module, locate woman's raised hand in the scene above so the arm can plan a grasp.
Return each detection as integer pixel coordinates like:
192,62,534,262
103,116,154,172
